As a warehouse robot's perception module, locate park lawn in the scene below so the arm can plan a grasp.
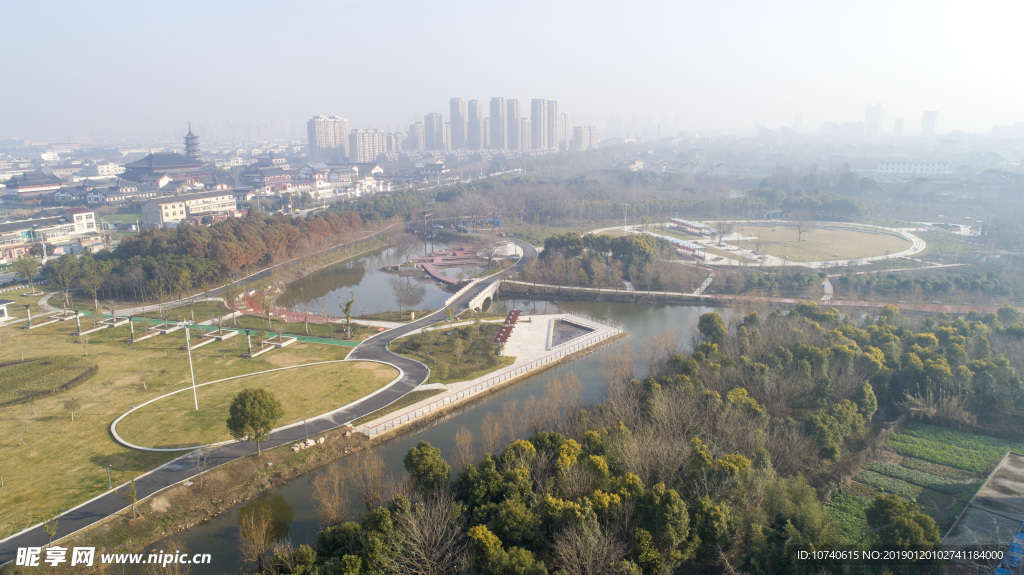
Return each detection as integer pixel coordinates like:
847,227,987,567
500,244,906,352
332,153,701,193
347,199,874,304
914,230,978,262
353,389,444,426
358,309,439,323
1,289,57,321
730,224,911,262
231,314,373,341
595,227,629,237
132,300,231,323
0,316,353,539
115,360,397,449
99,213,142,225
394,322,513,384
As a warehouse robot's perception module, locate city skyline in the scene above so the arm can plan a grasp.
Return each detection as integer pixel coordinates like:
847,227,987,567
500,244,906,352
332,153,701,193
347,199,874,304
2,0,1023,141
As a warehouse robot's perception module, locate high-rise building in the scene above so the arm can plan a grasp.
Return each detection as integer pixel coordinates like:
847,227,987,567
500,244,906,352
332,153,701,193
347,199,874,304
531,99,548,150
520,118,530,152
572,126,599,151
483,118,491,149
387,132,407,155
893,117,904,136
865,103,884,137
307,116,349,162
921,111,938,137
349,129,388,163
546,101,561,151
489,97,506,149
408,122,425,151
442,123,451,152
506,99,521,150
424,113,443,150
450,98,467,150
467,100,484,150
558,112,569,151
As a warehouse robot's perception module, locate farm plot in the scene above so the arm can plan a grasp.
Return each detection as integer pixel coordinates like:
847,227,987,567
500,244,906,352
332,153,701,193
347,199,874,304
830,422,1023,543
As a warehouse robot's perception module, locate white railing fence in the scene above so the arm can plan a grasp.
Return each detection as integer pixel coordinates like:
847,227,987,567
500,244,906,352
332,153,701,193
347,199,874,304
362,325,623,436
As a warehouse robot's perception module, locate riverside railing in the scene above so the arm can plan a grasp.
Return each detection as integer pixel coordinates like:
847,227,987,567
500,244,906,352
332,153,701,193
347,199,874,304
362,324,623,436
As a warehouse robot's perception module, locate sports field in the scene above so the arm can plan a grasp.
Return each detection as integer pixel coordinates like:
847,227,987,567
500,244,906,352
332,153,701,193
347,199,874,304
730,224,911,262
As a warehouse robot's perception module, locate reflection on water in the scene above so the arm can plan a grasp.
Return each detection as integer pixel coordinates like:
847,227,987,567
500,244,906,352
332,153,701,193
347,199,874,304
238,492,295,543
276,244,484,317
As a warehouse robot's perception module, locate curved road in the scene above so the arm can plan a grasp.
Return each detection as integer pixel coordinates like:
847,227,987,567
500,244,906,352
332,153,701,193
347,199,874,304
0,238,537,565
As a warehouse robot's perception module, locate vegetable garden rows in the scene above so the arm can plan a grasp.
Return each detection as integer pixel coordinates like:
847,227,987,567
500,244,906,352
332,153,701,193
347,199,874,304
827,422,1024,543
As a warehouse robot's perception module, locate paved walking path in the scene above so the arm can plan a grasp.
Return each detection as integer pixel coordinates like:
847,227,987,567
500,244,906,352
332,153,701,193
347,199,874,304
0,237,535,566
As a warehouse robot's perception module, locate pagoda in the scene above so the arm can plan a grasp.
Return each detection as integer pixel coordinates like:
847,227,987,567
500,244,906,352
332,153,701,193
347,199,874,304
184,122,201,160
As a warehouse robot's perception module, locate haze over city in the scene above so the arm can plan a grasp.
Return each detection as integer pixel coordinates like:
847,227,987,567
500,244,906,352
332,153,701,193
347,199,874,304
3,0,1023,141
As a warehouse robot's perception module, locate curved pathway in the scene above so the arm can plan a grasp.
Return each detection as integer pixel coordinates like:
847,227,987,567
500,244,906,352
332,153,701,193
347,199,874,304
0,237,537,566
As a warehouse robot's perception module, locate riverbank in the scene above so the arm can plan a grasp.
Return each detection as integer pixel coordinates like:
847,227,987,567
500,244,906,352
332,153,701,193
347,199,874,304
500,280,1017,315
24,423,374,574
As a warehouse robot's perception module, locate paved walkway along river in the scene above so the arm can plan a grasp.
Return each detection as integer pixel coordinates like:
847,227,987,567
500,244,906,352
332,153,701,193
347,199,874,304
0,238,537,566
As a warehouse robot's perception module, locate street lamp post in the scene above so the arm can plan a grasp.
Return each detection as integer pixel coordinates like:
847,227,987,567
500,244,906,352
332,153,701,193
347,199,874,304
245,329,252,355
24,305,31,328
74,310,81,333
623,203,629,232
303,417,308,440
185,326,199,411
106,465,112,489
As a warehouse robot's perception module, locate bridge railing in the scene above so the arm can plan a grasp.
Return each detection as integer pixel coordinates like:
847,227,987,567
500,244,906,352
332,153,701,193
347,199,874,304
361,324,623,437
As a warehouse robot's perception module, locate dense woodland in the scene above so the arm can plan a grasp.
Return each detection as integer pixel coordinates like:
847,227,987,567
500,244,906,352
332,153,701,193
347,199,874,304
254,304,1023,574
521,233,702,292
42,211,366,305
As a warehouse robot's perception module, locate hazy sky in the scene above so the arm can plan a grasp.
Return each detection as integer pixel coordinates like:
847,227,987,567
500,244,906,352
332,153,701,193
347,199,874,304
3,0,1022,141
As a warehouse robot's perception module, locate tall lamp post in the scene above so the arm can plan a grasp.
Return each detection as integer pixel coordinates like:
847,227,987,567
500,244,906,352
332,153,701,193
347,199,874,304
24,304,31,328
185,326,199,410
623,203,629,232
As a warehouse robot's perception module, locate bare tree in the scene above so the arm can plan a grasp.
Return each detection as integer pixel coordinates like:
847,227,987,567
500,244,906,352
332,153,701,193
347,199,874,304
501,400,521,442
480,412,503,455
392,490,470,575
715,222,734,246
354,453,387,510
552,523,627,575
389,276,425,315
312,464,349,526
238,504,276,571
195,447,212,488
794,220,810,243
453,427,477,471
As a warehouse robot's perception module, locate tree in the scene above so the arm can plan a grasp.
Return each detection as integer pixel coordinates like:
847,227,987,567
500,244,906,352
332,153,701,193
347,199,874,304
313,464,350,527
13,255,38,293
258,289,274,329
339,291,355,339
239,503,277,571
697,312,728,346
63,397,81,422
403,441,451,492
48,254,79,309
119,475,139,519
77,255,107,310
196,446,212,488
714,222,733,246
226,388,284,456
864,494,942,573
43,513,58,545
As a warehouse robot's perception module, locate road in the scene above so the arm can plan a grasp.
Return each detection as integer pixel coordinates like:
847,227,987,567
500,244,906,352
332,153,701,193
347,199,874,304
0,237,536,566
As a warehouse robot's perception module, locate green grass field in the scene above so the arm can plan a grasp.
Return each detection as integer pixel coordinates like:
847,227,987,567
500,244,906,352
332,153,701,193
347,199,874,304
133,300,230,323
0,295,384,538
730,224,911,262
394,322,513,384
0,356,96,404
115,361,396,448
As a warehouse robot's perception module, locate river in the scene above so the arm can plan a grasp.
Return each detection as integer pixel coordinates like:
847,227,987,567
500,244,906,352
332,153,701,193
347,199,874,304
163,250,742,571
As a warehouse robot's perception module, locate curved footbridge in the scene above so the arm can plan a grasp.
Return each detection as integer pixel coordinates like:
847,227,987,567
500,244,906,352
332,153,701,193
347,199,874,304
0,238,538,566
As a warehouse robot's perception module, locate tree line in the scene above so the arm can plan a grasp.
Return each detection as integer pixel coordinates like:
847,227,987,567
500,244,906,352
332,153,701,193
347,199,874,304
42,211,365,305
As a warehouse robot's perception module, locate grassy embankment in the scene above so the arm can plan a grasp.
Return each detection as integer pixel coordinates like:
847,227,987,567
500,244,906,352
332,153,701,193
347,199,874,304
0,295,392,539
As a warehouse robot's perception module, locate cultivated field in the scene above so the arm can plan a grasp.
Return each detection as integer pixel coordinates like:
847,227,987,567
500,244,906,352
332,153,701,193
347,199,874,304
115,361,395,449
826,422,1023,543
0,291,389,538
729,224,912,262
